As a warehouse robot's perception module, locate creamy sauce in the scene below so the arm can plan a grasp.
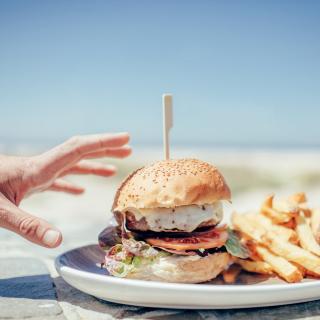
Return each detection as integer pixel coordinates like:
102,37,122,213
126,202,223,232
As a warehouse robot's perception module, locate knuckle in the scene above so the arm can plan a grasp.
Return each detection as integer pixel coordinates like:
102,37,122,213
68,135,82,146
0,207,10,228
66,135,83,156
21,157,45,190
18,216,41,238
23,157,40,177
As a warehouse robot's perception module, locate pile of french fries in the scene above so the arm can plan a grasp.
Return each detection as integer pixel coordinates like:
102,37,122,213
224,192,320,283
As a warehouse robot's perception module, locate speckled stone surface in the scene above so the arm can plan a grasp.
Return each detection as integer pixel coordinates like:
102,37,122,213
0,258,65,319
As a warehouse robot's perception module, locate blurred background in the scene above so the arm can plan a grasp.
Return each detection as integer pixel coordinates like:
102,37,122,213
1,0,320,257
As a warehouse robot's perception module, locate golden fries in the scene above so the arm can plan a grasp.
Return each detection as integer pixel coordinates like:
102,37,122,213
236,258,273,275
222,264,242,284
273,199,298,216
261,195,293,224
291,262,306,277
254,245,303,283
295,214,320,256
232,211,298,244
230,192,320,283
232,212,265,242
279,219,296,230
262,231,320,276
247,212,298,243
288,192,307,204
298,203,312,218
287,192,311,217
311,208,320,243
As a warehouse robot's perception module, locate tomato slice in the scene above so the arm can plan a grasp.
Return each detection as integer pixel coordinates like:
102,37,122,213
146,228,228,251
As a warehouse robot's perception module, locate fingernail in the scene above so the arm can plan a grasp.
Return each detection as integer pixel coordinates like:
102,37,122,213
43,230,61,247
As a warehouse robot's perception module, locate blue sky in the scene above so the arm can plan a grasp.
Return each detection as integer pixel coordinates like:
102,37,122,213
0,0,320,148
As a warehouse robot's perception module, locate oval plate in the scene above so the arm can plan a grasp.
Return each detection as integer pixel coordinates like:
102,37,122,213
55,244,320,309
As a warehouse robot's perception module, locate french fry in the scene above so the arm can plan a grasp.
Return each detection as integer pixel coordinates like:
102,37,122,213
287,192,311,217
254,245,303,283
271,224,298,244
261,195,293,224
311,208,320,243
232,212,265,242
288,192,307,204
291,262,306,277
237,231,253,242
236,258,273,275
298,203,312,218
305,269,320,279
295,213,320,256
305,216,311,227
233,212,298,244
245,240,262,261
222,264,242,284
273,199,299,216
262,231,320,276
247,213,298,243
279,218,296,230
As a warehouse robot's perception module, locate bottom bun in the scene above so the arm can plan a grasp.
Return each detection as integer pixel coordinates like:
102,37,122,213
126,252,230,283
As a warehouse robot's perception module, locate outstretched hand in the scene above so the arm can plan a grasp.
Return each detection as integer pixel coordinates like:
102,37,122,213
0,132,131,248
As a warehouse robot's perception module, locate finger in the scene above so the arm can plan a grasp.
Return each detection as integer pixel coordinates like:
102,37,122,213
63,132,130,155
36,132,129,178
0,195,62,248
84,146,132,159
60,160,117,177
49,179,85,194
47,132,129,161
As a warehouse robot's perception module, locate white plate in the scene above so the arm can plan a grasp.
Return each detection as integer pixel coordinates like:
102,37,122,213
55,244,320,309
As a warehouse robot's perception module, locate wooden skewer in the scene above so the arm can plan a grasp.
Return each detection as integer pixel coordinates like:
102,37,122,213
162,94,173,160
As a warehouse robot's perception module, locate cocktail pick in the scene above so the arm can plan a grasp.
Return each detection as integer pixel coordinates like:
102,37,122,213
162,94,173,160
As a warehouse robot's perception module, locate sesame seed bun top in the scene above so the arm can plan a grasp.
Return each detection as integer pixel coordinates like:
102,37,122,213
112,158,231,212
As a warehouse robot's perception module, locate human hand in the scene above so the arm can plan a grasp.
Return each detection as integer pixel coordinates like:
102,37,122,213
0,132,131,248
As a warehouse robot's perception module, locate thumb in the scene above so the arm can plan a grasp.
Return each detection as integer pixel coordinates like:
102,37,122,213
0,195,62,248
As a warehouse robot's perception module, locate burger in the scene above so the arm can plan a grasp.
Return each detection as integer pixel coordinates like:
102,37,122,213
99,158,248,283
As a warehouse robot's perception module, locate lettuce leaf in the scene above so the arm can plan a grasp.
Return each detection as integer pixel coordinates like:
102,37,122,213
225,228,249,259
104,238,169,277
